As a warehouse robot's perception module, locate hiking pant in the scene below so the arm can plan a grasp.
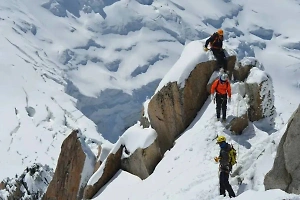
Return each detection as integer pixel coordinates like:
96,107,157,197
216,94,227,120
212,49,227,71
219,171,236,198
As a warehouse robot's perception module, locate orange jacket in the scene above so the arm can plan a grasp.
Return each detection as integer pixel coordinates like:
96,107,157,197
211,79,231,98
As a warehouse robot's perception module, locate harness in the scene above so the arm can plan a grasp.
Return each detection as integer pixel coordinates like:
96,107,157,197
215,79,229,95
219,143,231,173
210,34,223,49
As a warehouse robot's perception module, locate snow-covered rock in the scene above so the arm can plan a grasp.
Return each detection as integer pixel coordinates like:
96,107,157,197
245,67,276,128
148,40,237,153
43,130,96,200
84,123,158,198
0,163,53,200
83,145,123,199
264,105,300,194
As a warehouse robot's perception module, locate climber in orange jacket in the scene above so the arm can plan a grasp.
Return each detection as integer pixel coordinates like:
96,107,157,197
211,73,231,122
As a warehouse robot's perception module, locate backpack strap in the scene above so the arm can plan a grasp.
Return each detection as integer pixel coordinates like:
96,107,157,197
215,79,229,95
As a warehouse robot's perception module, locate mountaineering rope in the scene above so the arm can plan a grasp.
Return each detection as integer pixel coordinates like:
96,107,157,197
236,94,241,166
233,93,249,169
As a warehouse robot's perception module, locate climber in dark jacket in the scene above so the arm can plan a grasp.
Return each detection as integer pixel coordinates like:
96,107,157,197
204,29,228,71
214,135,236,198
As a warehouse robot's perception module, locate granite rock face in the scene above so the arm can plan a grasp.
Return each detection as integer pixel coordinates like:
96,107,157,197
43,130,95,200
148,56,236,154
264,105,300,194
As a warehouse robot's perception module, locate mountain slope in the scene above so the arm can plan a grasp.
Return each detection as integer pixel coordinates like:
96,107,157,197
46,0,300,141
91,40,300,200
2,0,299,143
0,0,299,193
91,88,298,200
9,0,245,142
0,0,106,180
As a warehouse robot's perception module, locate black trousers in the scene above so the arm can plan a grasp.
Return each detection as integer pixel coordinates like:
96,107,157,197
212,49,227,71
216,94,227,119
219,171,236,198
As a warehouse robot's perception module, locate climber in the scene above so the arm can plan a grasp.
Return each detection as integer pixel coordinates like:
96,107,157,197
214,135,236,198
204,29,228,72
210,73,231,122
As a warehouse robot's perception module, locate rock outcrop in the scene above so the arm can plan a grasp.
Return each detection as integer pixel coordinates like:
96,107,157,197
94,145,102,173
43,130,96,200
140,110,151,128
121,138,162,179
41,54,276,199
264,105,300,194
226,113,249,135
148,56,236,153
233,57,261,81
84,124,159,197
0,163,53,200
224,67,275,134
233,64,253,82
0,182,5,190
83,145,123,199
245,83,263,121
245,68,276,124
